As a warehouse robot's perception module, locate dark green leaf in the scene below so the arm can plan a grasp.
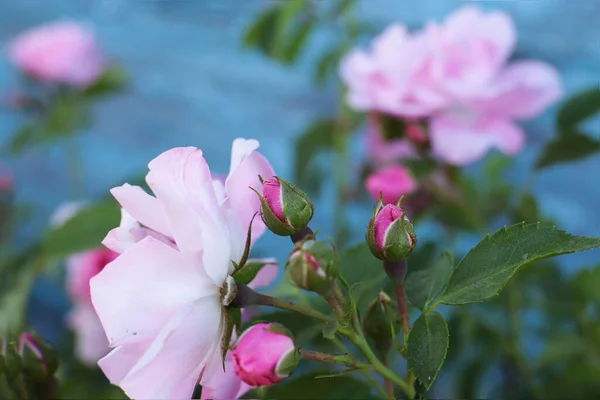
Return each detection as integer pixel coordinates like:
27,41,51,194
456,357,487,400
405,250,454,310
83,66,127,97
536,132,600,169
511,193,540,224
4,125,38,154
538,333,588,368
441,223,600,305
243,7,279,54
242,371,377,399
45,97,89,134
42,200,120,258
571,266,600,304
313,47,342,86
282,20,312,63
557,88,600,132
407,311,449,390
379,113,407,141
338,243,386,309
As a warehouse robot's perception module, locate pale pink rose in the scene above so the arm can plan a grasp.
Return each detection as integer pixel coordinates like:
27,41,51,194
65,248,118,365
7,20,105,87
418,6,562,164
90,138,274,399
365,165,416,205
340,24,436,118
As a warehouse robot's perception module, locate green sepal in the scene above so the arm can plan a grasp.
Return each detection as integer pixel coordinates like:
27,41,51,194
278,177,314,231
382,211,416,261
274,347,300,378
365,196,385,260
363,291,399,356
0,342,21,379
251,187,296,236
233,259,275,285
221,308,242,369
232,213,258,274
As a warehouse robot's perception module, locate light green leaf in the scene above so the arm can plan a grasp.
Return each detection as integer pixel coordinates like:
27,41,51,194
441,223,600,305
557,88,600,132
242,7,279,54
282,19,312,64
405,250,454,310
407,311,449,390
535,132,600,169
313,47,343,86
83,66,127,97
241,371,377,399
42,200,120,258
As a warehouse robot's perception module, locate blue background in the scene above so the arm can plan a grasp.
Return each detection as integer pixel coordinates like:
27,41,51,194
0,0,599,392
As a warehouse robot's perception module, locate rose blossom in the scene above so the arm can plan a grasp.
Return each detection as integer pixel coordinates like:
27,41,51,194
365,164,416,205
342,6,562,166
7,20,105,87
90,139,274,399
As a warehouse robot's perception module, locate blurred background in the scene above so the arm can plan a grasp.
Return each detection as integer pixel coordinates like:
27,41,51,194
1,1,600,399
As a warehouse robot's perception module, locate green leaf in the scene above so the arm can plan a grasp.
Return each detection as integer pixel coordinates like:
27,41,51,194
313,48,343,86
83,66,127,97
282,19,312,63
42,200,120,258
538,333,588,368
0,246,40,336
571,266,600,304
536,132,600,169
233,259,274,285
441,223,600,305
407,311,449,390
405,250,454,310
294,119,335,195
243,7,279,54
511,193,541,224
241,371,377,399
338,243,386,310
557,88,600,132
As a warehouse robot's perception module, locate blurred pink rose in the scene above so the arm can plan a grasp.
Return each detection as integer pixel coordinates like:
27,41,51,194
90,139,274,399
365,113,417,166
342,6,562,166
365,164,416,205
7,20,105,87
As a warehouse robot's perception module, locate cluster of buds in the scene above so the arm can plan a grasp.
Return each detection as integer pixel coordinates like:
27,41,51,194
232,323,299,387
0,332,58,399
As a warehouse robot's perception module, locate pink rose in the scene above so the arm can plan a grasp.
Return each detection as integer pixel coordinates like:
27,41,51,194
365,164,416,205
7,20,105,87
90,139,275,399
366,203,416,262
232,323,299,387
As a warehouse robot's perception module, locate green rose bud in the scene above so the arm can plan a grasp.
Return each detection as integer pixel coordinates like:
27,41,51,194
286,239,339,295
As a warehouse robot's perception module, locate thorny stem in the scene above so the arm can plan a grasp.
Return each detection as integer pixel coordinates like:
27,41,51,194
333,282,349,310
384,259,411,343
256,294,332,323
299,349,372,370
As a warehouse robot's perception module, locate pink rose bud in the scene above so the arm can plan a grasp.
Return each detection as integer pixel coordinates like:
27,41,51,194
256,177,314,236
286,240,338,295
366,199,416,261
232,323,299,387
17,332,58,383
7,20,106,88
365,164,416,205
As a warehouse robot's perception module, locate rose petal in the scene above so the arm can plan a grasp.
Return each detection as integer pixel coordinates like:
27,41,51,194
90,236,217,346
247,259,279,290
110,184,172,237
67,303,109,365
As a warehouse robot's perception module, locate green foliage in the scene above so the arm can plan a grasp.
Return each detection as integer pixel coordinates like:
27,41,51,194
294,118,336,195
41,200,120,259
405,250,453,311
0,247,39,336
441,223,600,305
233,259,273,285
407,311,449,390
557,87,600,132
536,131,600,169
241,371,377,399
83,66,127,98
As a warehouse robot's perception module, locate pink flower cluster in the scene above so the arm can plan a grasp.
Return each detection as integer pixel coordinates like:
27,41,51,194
7,20,105,87
341,6,562,166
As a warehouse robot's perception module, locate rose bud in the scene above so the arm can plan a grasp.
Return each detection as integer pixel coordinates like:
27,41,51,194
366,197,416,261
232,323,299,387
17,333,58,383
254,177,314,237
363,291,399,356
286,239,339,296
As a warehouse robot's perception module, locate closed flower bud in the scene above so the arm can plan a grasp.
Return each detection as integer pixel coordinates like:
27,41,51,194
0,340,21,379
232,323,299,387
286,240,339,295
363,291,398,356
17,333,57,383
255,177,314,236
366,197,416,261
